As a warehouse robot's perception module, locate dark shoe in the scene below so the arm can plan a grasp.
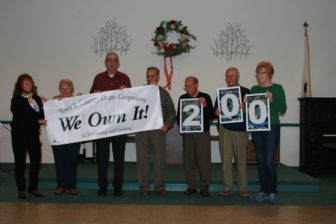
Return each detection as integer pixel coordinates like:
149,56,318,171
114,189,123,196
140,187,149,196
68,188,78,196
54,187,65,196
28,190,44,197
18,191,26,199
155,187,167,196
239,191,251,198
184,188,197,195
200,189,210,197
97,187,107,196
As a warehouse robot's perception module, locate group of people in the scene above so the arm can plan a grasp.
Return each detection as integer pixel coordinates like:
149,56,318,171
10,51,286,204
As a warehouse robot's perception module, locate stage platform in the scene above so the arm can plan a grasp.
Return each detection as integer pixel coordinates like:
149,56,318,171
4,162,336,205
35,162,320,193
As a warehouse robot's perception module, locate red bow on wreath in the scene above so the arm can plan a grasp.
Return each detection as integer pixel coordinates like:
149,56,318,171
152,20,196,90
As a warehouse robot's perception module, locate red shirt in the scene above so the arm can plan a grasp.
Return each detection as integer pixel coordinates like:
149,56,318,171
90,71,131,93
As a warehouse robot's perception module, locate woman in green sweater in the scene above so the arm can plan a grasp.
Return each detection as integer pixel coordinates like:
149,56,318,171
251,61,287,204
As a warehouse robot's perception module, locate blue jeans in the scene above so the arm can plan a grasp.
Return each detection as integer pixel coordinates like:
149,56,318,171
252,124,280,193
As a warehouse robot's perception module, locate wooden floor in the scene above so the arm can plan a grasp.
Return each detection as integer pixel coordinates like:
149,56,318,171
1,203,335,224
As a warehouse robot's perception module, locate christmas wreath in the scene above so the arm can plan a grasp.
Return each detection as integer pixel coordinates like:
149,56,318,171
152,20,196,57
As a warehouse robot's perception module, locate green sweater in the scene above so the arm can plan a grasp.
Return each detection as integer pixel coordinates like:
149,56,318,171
251,83,287,125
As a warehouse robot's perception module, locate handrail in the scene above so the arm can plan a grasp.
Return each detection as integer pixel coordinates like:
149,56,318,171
210,121,299,127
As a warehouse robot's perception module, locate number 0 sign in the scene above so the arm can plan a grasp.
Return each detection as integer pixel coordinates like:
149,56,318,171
217,87,243,124
245,93,270,132
180,98,203,133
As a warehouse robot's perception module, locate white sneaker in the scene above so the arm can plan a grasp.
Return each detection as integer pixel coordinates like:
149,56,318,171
254,192,268,202
268,193,277,204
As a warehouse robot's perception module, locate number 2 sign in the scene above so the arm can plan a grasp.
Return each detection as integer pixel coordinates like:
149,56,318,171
180,98,203,133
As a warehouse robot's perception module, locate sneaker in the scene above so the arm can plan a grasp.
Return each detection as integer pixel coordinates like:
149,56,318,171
267,193,278,204
140,187,149,196
254,192,268,202
219,190,232,197
239,191,251,198
156,187,167,196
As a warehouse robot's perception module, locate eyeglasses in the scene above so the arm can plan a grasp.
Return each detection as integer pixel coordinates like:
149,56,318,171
256,71,268,76
105,59,119,63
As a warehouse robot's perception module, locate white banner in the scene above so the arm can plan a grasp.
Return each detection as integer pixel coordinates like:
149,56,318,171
44,85,163,145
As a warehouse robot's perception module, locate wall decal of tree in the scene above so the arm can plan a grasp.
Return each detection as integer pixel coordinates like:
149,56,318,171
92,19,133,56
211,23,254,61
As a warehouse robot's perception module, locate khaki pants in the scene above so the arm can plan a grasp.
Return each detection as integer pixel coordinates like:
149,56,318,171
218,125,249,192
135,130,166,189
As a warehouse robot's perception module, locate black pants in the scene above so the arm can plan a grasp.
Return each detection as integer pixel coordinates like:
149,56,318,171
95,135,127,190
11,130,41,192
52,143,80,189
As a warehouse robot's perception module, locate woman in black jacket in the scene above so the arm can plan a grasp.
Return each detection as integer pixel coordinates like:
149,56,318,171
10,74,46,199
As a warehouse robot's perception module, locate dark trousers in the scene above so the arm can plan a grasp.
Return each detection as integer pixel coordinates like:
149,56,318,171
52,143,80,189
11,130,41,192
252,124,280,193
135,130,166,189
182,132,212,190
95,135,127,190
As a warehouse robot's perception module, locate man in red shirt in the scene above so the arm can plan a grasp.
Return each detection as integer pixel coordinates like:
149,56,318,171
90,52,131,196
